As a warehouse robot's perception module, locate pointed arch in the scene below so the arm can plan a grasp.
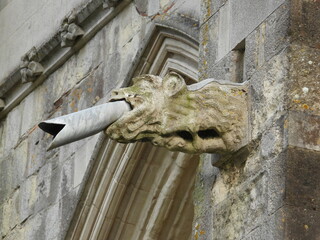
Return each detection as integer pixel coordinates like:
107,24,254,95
66,24,199,240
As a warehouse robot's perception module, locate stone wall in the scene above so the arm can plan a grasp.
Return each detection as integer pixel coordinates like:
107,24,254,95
0,0,201,239
195,0,320,239
0,0,319,239
0,2,151,238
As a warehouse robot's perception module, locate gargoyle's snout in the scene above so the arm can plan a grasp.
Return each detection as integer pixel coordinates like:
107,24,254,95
38,101,131,150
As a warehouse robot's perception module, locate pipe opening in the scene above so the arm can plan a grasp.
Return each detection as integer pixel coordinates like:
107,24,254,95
38,122,65,138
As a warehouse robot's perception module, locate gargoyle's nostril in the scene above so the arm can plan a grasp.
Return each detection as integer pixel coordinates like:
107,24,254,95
198,129,220,139
176,131,193,141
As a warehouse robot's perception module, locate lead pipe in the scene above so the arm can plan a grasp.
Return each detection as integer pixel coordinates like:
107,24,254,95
38,101,131,150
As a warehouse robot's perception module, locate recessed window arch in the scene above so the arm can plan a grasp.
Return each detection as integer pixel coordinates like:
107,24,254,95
66,24,200,240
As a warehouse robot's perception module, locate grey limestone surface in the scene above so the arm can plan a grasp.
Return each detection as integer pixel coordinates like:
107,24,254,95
196,0,320,239
0,2,152,239
0,1,202,239
0,0,319,239
0,0,89,82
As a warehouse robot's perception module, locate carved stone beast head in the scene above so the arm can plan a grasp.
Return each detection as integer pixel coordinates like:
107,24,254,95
106,72,249,154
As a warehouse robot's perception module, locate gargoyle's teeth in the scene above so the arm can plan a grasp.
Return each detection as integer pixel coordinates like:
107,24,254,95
109,98,133,110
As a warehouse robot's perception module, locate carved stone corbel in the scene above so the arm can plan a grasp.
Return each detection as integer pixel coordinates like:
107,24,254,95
20,47,44,83
0,98,5,111
59,13,84,48
107,72,249,154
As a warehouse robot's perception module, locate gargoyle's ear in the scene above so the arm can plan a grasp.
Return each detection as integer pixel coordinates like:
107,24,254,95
163,72,187,96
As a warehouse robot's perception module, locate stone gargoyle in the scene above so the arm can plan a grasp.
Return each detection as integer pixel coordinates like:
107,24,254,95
107,72,249,154
39,72,249,154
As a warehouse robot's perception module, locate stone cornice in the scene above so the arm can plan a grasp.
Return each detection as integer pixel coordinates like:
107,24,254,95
0,0,130,120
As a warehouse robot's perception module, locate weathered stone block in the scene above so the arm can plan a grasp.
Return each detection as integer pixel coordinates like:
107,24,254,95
193,155,217,240
207,0,286,63
290,0,320,48
264,3,290,61
285,206,320,240
205,49,247,83
216,1,231,61
4,105,22,153
61,156,74,197
12,140,28,190
242,207,285,240
200,0,227,25
47,160,62,204
26,126,58,177
1,189,20,237
19,175,38,223
261,116,288,160
245,2,290,81
59,186,80,239
44,202,61,240
245,23,266,81
1,226,24,240
33,163,53,214
249,51,289,139
23,210,45,240
288,112,320,151
285,147,320,211
266,152,286,215
212,172,267,239
199,14,219,79
288,45,320,115
0,155,13,205
20,92,38,136
230,0,285,51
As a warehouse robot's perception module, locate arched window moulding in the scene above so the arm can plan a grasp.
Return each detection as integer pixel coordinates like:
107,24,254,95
65,25,200,240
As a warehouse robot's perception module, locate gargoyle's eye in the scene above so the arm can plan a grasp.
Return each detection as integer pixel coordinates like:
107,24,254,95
197,129,220,139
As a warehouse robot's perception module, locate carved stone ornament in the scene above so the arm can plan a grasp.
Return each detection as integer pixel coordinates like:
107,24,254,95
106,72,249,154
59,13,84,48
20,47,44,83
103,0,121,9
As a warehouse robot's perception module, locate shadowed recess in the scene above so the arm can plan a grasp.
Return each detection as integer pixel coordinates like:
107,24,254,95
177,130,193,141
198,129,220,139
